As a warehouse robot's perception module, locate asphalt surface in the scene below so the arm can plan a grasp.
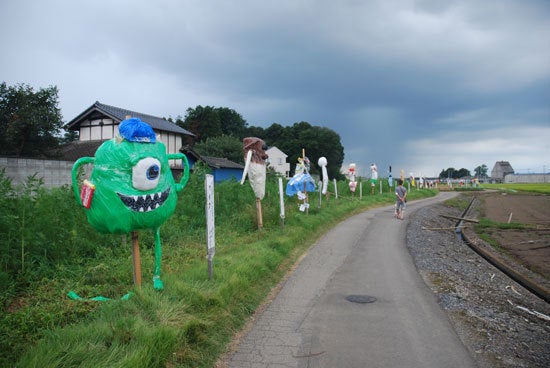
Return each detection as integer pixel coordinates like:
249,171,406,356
226,192,477,368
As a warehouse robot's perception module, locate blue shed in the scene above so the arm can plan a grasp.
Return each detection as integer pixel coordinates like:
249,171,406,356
181,145,244,183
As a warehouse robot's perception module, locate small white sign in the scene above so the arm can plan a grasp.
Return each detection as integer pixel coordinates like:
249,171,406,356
278,177,285,220
205,175,215,278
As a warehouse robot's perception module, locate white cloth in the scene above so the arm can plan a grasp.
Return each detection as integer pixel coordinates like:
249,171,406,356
248,162,266,200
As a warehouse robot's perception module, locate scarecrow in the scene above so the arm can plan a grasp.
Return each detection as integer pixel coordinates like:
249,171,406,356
318,157,329,195
348,163,357,193
240,137,269,228
410,172,416,187
71,117,189,294
370,163,378,194
286,152,315,211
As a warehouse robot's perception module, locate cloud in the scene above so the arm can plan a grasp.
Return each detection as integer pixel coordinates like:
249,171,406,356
1,0,548,177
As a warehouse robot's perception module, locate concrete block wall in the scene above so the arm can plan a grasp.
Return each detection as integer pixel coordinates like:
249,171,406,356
0,157,74,188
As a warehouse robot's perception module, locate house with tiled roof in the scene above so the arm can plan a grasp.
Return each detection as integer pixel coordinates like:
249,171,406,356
180,145,244,183
61,101,195,168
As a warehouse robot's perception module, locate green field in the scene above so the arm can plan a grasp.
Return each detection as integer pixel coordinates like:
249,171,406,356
0,169,436,368
481,183,550,194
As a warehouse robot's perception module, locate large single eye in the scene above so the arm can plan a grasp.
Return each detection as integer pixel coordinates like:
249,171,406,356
132,157,161,190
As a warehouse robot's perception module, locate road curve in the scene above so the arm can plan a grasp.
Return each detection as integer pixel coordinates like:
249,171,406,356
226,192,476,368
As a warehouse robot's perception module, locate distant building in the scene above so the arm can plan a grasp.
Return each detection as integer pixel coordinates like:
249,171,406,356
180,145,244,183
62,101,195,168
504,173,550,184
491,161,514,183
266,146,290,177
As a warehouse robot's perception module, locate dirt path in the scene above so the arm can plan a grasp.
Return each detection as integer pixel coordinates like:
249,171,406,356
479,193,550,279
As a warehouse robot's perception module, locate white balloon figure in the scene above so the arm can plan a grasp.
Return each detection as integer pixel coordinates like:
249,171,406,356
318,157,328,195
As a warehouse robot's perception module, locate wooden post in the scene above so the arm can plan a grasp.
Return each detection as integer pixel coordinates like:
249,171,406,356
318,180,322,208
131,231,142,287
256,198,263,229
278,178,285,230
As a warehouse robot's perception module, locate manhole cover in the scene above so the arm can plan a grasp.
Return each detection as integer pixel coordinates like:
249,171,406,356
345,295,377,304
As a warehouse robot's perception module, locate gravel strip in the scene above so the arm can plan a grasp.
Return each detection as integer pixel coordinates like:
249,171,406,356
406,198,550,368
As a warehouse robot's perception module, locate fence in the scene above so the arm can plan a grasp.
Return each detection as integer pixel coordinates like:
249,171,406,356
1,156,186,189
0,157,74,188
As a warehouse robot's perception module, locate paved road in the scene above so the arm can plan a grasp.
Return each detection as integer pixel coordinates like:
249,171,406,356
226,192,477,368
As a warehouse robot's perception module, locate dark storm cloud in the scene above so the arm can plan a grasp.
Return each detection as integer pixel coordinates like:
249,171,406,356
1,0,549,176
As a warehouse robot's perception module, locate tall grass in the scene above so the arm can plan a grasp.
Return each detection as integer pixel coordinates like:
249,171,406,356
0,168,435,368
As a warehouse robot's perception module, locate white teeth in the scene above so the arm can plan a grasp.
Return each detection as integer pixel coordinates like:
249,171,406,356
118,187,170,213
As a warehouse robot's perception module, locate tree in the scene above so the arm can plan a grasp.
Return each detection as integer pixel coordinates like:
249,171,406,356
456,168,471,178
474,164,488,178
439,167,471,179
179,105,222,143
194,135,244,164
178,106,249,143
264,121,344,180
217,107,248,138
60,129,79,144
243,125,266,140
0,82,63,157
439,168,454,179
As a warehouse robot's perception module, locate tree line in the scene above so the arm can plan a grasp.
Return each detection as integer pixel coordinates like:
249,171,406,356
0,82,345,179
174,106,344,179
1,82,489,181
439,164,488,179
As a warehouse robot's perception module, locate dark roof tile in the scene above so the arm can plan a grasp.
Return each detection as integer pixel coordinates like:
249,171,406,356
66,101,194,136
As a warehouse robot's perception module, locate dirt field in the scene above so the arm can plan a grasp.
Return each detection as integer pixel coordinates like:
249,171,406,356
478,193,550,280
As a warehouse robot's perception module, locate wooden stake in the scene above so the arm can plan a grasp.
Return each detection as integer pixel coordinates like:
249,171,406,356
303,181,309,214
439,214,479,223
422,226,469,231
131,231,142,287
256,198,263,230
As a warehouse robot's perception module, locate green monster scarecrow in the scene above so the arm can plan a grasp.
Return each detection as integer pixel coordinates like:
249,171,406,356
71,117,189,298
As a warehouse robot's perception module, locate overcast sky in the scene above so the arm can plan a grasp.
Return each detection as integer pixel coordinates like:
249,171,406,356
1,0,549,177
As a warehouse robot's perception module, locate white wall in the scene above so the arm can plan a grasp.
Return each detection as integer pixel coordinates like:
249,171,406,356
266,147,290,177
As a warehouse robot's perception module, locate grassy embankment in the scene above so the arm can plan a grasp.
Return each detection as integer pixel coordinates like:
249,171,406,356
0,168,436,368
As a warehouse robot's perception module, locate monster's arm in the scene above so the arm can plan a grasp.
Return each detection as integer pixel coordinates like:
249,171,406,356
168,153,190,192
71,156,95,206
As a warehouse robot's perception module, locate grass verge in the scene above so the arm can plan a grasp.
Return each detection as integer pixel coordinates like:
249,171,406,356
1,170,436,368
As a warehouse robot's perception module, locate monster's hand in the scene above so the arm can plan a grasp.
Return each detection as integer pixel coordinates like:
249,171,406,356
167,153,190,193
71,156,95,206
